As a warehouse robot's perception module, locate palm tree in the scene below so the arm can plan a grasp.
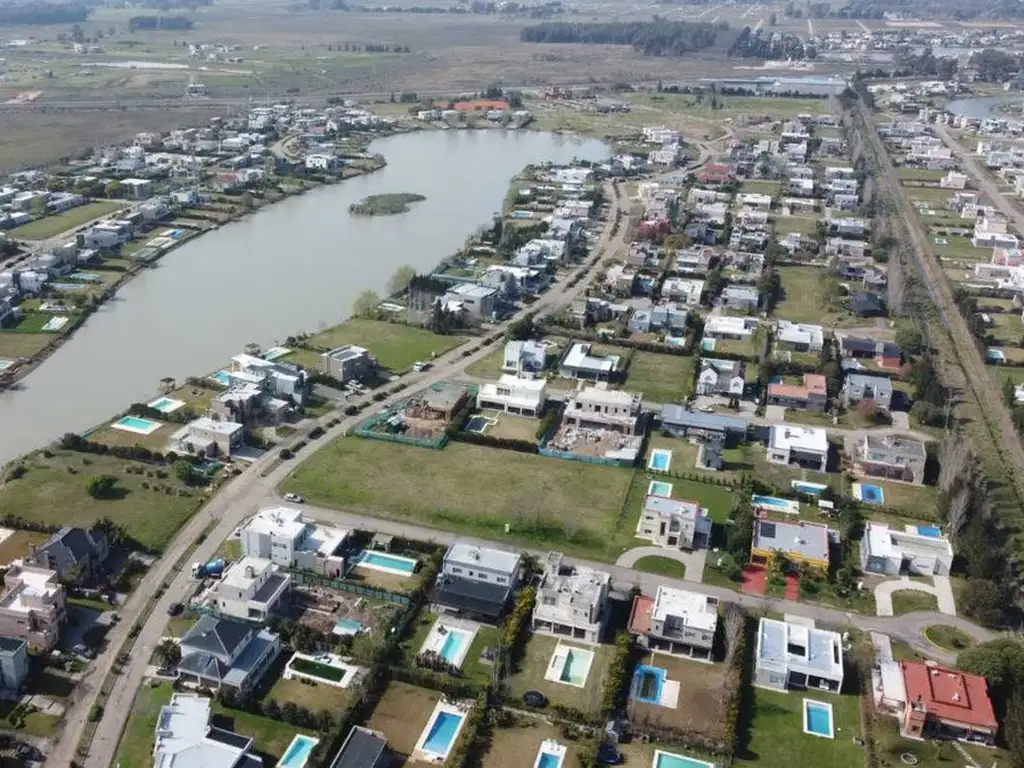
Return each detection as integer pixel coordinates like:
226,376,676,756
156,639,181,668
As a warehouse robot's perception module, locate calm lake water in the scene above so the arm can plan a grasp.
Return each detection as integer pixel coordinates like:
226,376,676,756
0,129,608,466
946,95,1024,120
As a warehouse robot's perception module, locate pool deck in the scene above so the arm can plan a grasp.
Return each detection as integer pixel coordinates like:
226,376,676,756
543,643,594,689
284,651,362,690
411,700,471,763
418,617,478,669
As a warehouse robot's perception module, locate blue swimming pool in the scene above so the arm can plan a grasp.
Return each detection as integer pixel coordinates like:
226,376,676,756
654,750,715,768
537,752,562,768
277,734,319,768
439,631,469,665
752,495,793,510
422,711,464,756
648,480,673,498
649,449,672,472
792,481,828,496
917,525,941,538
113,416,161,435
987,348,1006,363
859,484,884,505
803,699,834,738
357,550,417,574
632,664,666,704
334,618,364,635
209,370,231,386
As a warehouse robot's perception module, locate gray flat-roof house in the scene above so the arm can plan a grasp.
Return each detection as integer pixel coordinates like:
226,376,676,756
0,637,28,691
24,526,108,585
503,339,547,377
153,692,262,768
850,434,928,485
659,405,748,445
431,543,523,622
441,282,499,320
330,726,389,768
177,616,280,693
841,374,894,412
558,342,620,382
861,522,953,577
531,552,610,644
696,358,746,397
720,285,760,312
318,345,375,382
636,494,712,550
755,617,844,693
629,586,719,660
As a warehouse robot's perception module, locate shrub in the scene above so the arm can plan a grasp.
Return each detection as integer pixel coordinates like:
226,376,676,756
344,405,358,416
601,631,635,714
280,449,294,460
86,474,120,499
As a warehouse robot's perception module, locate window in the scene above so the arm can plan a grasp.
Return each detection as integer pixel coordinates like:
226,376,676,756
451,567,462,574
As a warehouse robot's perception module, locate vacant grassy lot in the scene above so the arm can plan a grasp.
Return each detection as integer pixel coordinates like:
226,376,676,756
0,330,53,360
905,185,954,207
891,590,939,615
482,718,583,768
772,265,856,326
301,319,466,373
10,201,124,240
281,438,634,560
0,529,49,567
267,677,353,712
367,681,443,758
0,450,202,551
735,687,862,768
505,634,612,715
624,352,695,404
629,653,728,736
740,180,781,196
465,346,506,378
896,168,946,182
774,215,820,239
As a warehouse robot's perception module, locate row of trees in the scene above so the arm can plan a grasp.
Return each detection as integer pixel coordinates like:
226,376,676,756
0,2,88,25
728,27,816,61
520,20,723,57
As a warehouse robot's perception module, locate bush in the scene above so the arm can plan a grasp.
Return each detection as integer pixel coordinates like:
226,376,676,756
344,405,358,416
280,449,294,460
309,426,325,439
86,474,120,499
601,631,634,714
5,464,26,481
451,429,538,454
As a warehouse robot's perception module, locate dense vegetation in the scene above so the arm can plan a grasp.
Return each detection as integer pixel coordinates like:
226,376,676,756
729,27,815,60
520,20,724,57
784,0,1024,20
349,193,426,216
0,2,89,25
128,15,194,31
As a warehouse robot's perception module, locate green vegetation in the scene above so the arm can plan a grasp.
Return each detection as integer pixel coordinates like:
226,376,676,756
890,590,939,616
289,657,347,683
624,351,694,404
9,200,123,240
0,529,49,566
266,678,352,713
0,450,202,551
771,265,851,326
924,624,975,652
633,555,686,578
367,682,442,757
349,192,426,216
282,438,634,560
504,634,613,715
296,319,466,374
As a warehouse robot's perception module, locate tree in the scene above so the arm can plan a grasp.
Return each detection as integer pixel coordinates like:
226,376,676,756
894,324,925,357
29,196,47,219
174,459,197,485
351,290,381,319
387,265,417,296
86,475,119,499
1007,688,1024,768
958,579,1010,628
104,180,122,199
155,639,181,667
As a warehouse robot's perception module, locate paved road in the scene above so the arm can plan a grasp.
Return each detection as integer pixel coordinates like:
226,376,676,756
54,187,626,768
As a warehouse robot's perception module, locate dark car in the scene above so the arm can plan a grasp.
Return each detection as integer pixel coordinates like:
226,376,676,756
167,602,184,616
523,690,548,708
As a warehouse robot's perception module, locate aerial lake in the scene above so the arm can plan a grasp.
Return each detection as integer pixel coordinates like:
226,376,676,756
0,129,608,466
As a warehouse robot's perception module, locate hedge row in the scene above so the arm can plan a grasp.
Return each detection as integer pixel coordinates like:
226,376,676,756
601,631,635,714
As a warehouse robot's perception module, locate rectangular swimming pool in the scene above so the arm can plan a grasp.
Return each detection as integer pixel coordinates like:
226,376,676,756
648,480,674,498
653,750,716,768
420,710,465,758
277,734,319,768
439,630,469,665
853,482,885,505
546,646,594,687
803,698,834,739
916,525,941,538
536,752,562,768
208,370,231,386
632,664,666,704
751,495,800,515
112,415,162,435
147,396,185,414
648,449,672,472
356,550,418,575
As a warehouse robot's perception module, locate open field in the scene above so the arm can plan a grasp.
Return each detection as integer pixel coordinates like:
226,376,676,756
0,449,202,551
628,652,728,737
298,319,467,374
367,681,442,758
504,633,612,715
9,201,124,240
896,168,946,182
267,677,354,712
772,265,858,326
283,438,636,559
624,351,694,404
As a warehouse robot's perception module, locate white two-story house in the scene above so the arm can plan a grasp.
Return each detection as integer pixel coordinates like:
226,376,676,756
531,552,610,644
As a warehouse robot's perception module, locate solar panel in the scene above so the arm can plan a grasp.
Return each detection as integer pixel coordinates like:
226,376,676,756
760,521,777,539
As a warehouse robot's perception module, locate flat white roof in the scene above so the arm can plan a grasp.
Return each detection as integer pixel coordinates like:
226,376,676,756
769,425,829,453
219,556,274,589
190,417,243,436
573,385,641,409
247,506,306,539
863,522,953,561
757,617,844,678
0,566,58,613
153,693,247,768
446,542,521,575
652,585,718,632
563,342,617,373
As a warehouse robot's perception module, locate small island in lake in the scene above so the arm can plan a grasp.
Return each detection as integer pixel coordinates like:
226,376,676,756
349,192,426,216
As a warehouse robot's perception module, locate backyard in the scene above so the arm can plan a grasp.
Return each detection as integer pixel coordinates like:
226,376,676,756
0,449,203,551
9,200,124,240
267,677,354,712
281,438,635,560
297,319,467,373
481,717,583,768
624,351,695,405
628,652,728,738
366,681,443,758
504,633,613,715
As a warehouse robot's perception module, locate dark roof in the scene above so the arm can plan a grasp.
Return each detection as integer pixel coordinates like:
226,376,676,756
841,336,878,354
178,651,229,682
252,573,288,604
238,755,264,768
660,405,748,433
207,727,253,751
850,292,885,315
181,615,252,659
38,526,105,564
330,726,388,768
431,575,511,619
0,636,25,654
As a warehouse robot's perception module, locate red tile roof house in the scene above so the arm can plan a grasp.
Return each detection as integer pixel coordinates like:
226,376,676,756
698,163,732,185
900,661,999,746
766,374,828,413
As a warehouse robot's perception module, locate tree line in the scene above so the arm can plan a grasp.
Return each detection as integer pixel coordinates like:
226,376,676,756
728,27,815,60
128,15,194,31
520,20,724,57
0,2,89,25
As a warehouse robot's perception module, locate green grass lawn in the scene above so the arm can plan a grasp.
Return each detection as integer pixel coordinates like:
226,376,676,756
890,590,939,615
482,718,585,768
772,265,857,326
0,529,50,567
0,449,203,551
774,215,820,239
905,186,954,208
864,481,939,516
0,328,69,360
923,624,975,652
504,633,612,715
299,319,467,373
874,715,1011,768
736,688,863,768
465,346,505,378
740,180,781,196
624,351,695,404
281,438,634,561
9,201,124,240
367,682,442,757
897,168,947,182
633,555,686,578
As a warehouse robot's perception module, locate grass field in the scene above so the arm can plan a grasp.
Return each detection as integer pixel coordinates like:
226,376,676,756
299,319,467,373
482,718,583,768
0,327,57,359
504,634,612,715
9,201,124,240
736,687,863,768
281,438,634,560
624,351,695,404
367,682,442,758
896,168,946,182
0,529,49,567
890,590,939,615
267,677,353,712
628,652,728,736
739,180,781,196
774,215,820,239
0,449,202,551
923,624,974,652
771,265,854,326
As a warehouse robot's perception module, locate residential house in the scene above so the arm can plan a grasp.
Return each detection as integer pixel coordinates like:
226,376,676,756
0,638,28,691
860,523,953,577
329,726,389,768
720,285,760,312
841,374,894,411
940,171,969,190
628,586,718,660
674,247,714,274
775,321,825,353
531,552,610,644
503,339,547,377
241,506,348,577
168,417,244,457
898,661,998,745
24,526,108,585
751,518,831,572
826,238,868,259
120,178,152,199
850,434,928,485
476,375,547,417
767,425,829,472
661,277,705,306
0,564,66,652
415,382,469,421
704,315,759,341
828,218,868,238
736,192,772,211
440,283,500,321
177,615,280,693
305,153,340,171
650,302,689,334
227,353,308,406
635,495,712,550
79,219,132,250
850,292,886,317
431,542,523,622
153,693,263,768
840,336,901,365
558,342,620,382
211,556,291,622
696,358,746,398
562,386,643,435
318,345,376,383
754,617,844,693
766,374,828,412
658,406,748,445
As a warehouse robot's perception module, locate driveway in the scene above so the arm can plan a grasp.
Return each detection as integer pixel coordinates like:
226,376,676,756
875,577,955,618
765,404,787,421
615,546,706,582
